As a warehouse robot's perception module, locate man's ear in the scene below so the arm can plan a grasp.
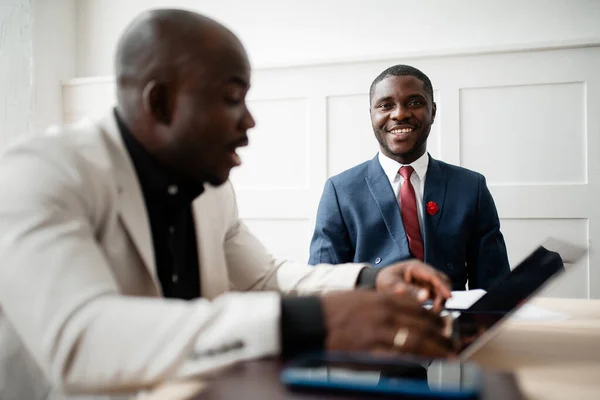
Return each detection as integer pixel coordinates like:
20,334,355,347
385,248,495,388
142,80,172,125
431,102,437,124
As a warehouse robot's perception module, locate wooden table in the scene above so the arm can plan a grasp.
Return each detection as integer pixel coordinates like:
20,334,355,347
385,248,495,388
468,298,600,400
141,298,600,400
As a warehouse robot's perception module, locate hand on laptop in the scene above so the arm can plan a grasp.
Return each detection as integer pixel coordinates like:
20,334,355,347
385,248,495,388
321,290,456,357
375,260,452,313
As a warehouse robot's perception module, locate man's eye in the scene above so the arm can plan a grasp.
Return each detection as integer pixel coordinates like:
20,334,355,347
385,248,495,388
225,97,242,105
378,103,393,109
408,100,423,107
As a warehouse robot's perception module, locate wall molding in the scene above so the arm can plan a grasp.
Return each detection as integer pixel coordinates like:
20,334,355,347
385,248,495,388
61,43,600,298
62,37,600,86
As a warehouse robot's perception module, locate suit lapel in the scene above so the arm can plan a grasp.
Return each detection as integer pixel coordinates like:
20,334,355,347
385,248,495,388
99,113,160,290
192,194,227,300
191,183,239,300
423,156,447,257
365,156,410,256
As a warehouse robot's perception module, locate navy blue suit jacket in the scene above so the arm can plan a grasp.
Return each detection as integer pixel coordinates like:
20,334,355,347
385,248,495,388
308,155,510,290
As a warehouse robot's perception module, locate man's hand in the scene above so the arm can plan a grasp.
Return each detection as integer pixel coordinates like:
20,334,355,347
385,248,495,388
321,290,455,358
376,260,452,312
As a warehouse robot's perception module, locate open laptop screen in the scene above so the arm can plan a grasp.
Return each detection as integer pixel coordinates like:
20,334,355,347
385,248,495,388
453,239,585,357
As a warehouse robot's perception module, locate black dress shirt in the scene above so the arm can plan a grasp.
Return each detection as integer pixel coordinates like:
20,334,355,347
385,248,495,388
116,110,202,299
115,108,378,356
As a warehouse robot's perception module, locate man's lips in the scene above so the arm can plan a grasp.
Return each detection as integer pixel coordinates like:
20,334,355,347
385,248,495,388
388,124,417,134
227,136,249,152
226,136,249,166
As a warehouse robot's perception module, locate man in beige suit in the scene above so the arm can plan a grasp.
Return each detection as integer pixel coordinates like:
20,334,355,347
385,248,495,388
0,9,454,398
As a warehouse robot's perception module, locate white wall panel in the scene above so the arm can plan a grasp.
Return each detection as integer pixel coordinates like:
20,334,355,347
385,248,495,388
326,94,376,177
33,0,76,135
243,219,310,263
63,45,600,298
62,77,115,123
0,0,32,146
501,218,588,266
460,82,586,185
500,218,588,298
230,98,309,189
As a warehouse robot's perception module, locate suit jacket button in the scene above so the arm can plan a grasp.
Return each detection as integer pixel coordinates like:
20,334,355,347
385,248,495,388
446,263,454,270
375,257,382,264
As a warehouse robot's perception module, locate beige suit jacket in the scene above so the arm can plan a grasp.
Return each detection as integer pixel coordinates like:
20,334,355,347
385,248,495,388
0,112,365,396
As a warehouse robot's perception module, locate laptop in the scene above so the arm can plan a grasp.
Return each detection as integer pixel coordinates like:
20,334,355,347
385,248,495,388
452,237,587,359
279,238,584,397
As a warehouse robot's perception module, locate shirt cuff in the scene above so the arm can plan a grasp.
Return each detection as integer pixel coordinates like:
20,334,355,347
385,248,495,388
280,296,326,358
356,266,380,289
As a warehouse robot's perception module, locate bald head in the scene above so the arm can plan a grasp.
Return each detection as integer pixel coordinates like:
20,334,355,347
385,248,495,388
113,9,254,187
116,9,245,103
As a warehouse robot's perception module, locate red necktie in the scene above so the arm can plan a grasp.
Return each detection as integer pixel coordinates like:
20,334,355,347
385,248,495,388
399,166,424,260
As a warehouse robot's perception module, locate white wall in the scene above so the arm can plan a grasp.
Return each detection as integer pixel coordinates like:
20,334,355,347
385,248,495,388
74,0,600,77
62,45,600,299
33,0,76,135
63,1,600,298
0,0,75,147
0,0,33,145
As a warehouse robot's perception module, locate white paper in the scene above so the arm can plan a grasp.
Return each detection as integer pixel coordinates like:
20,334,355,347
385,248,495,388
446,289,487,309
445,290,570,321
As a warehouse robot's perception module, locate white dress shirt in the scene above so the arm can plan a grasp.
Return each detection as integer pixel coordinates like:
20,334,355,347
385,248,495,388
377,151,429,238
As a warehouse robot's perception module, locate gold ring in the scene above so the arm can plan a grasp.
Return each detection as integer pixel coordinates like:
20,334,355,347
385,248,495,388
393,328,409,348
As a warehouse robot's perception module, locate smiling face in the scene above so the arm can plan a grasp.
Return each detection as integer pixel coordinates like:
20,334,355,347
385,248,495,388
370,75,436,164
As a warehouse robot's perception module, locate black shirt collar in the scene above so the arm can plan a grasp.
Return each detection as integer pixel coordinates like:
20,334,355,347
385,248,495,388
114,108,204,202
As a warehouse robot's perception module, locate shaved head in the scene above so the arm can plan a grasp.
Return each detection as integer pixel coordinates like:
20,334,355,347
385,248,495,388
113,9,255,185
116,9,245,119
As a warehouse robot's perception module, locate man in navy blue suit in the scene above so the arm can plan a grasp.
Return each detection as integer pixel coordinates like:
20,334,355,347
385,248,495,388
309,65,510,290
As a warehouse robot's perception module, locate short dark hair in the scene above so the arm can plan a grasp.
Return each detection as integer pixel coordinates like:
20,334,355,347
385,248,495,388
369,64,434,105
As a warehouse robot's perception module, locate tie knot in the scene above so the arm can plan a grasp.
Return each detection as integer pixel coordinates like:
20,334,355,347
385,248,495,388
399,166,414,180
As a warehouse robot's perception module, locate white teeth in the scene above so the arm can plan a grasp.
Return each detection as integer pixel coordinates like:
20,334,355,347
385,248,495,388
390,128,413,134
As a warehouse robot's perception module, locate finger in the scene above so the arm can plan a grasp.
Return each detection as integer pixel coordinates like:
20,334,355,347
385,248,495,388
442,314,454,338
437,271,452,287
391,282,430,302
411,268,452,298
429,296,447,315
393,317,456,357
432,294,446,313
385,320,455,359
377,325,405,349
431,276,452,299
385,300,446,330
404,264,413,282
381,292,446,326
405,331,456,358
392,276,446,313
382,292,441,322
405,263,451,289
410,271,452,309
417,287,430,302
365,325,415,355
431,287,451,313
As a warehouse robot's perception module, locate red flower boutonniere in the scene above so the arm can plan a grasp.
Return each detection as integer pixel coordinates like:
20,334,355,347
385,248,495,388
426,201,438,216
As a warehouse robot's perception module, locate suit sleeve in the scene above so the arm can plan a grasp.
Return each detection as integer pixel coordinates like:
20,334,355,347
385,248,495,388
0,140,281,394
222,181,367,294
466,175,511,289
308,179,354,265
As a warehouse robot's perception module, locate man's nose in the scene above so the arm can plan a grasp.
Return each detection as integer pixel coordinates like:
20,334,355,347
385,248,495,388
391,105,411,120
243,106,256,130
